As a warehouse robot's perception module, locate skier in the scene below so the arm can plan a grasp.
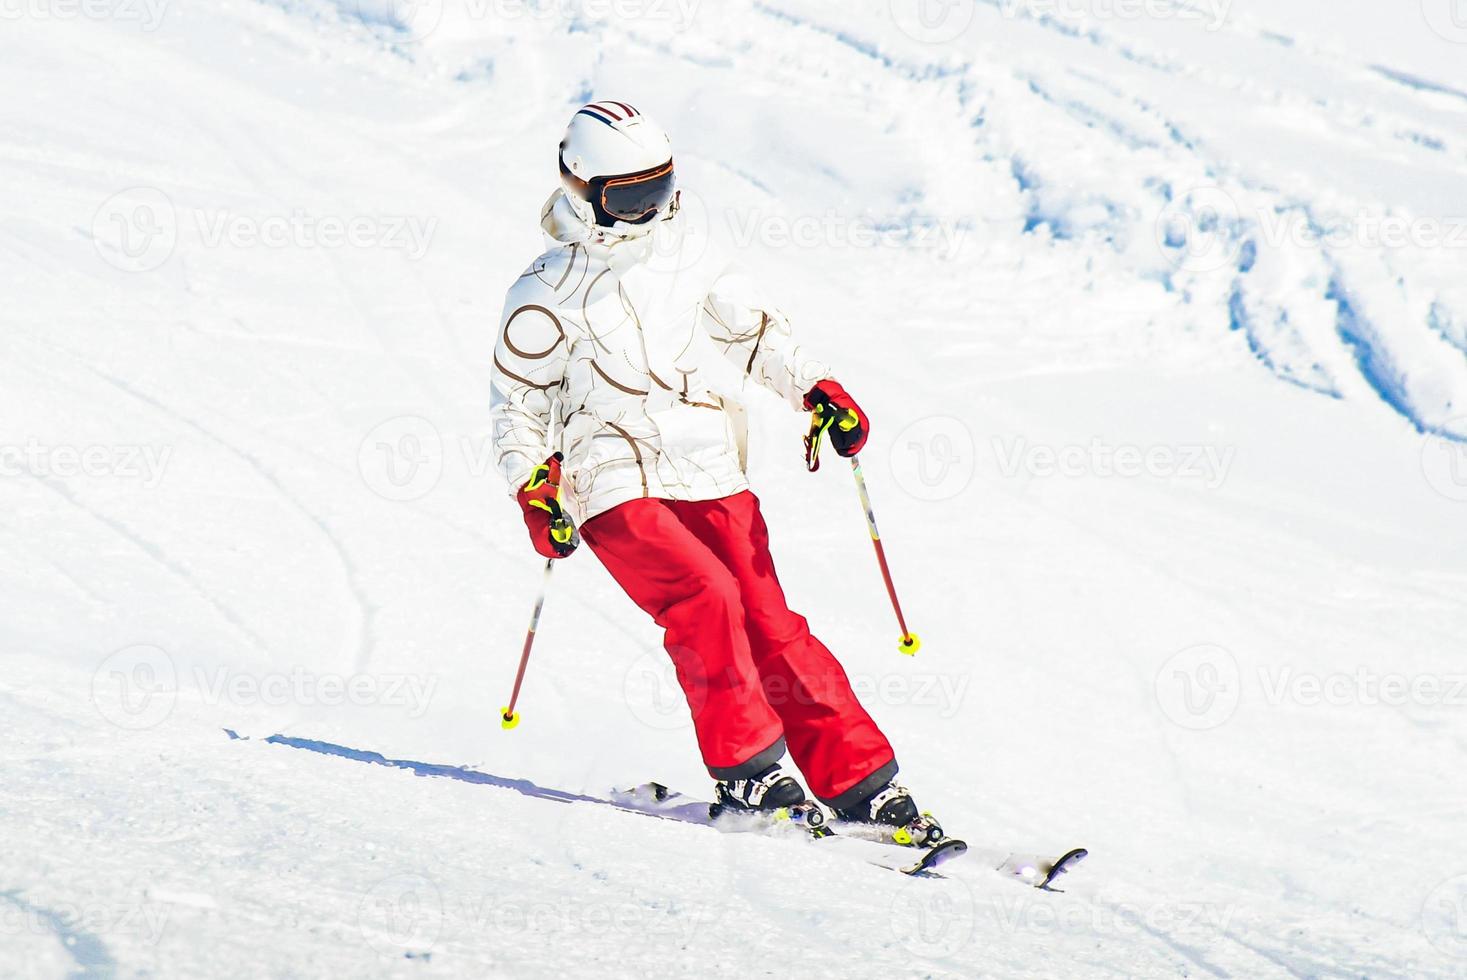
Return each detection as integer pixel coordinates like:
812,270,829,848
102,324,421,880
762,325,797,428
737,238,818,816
490,101,934,836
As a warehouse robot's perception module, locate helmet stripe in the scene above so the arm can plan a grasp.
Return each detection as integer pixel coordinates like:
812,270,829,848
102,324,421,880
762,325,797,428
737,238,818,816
608,101,638,117
575,106,618,127
590,101,626,120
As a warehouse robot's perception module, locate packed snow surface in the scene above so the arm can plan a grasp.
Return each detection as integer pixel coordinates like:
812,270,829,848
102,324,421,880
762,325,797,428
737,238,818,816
5,0,1467,976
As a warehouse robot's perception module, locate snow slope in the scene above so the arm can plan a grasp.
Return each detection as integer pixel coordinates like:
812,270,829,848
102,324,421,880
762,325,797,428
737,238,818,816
4,1,1467,976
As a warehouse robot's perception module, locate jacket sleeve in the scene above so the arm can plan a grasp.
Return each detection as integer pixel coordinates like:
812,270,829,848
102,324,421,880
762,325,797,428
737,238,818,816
701,269,832,411
491,284,569,493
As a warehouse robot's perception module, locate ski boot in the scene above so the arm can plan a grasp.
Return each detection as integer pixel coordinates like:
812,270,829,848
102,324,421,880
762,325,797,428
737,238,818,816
833,781,944,847
710,764,827,834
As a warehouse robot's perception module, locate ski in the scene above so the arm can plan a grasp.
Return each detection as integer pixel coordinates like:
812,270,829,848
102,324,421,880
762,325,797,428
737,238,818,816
1038,847,1089,891
880,837,969,876
614,781,1077,884
613,781,960,876
614,782,1088,886
613,781,827,838
990,846,1090,891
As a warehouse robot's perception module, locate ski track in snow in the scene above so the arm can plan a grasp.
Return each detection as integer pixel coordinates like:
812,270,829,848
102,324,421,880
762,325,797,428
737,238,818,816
773,0,1467,442
5,1,1467,977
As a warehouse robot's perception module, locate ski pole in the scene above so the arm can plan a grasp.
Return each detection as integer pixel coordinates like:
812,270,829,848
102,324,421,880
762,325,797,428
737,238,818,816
849,455,921,656
501,558,555,730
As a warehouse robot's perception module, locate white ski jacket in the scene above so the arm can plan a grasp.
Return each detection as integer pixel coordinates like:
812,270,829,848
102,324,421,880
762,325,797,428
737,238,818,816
491,190,832,522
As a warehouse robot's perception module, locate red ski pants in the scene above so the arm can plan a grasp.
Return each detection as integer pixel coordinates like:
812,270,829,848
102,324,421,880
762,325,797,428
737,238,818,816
582,490,897,808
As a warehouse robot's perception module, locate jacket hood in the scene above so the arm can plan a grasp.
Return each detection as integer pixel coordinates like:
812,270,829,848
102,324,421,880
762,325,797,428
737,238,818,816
540,188,593,246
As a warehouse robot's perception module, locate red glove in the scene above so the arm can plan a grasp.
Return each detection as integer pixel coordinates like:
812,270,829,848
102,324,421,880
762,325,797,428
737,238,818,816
803,380,868,470
517,453,579,558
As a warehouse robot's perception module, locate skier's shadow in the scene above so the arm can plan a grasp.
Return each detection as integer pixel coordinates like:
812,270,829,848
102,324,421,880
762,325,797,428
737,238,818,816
223,730,710,825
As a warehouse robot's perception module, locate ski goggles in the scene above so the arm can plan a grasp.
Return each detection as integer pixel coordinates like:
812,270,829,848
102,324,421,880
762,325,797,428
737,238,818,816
560,157,676,226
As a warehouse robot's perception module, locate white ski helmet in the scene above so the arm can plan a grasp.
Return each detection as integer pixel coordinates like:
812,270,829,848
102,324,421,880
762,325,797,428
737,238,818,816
558,101,676,236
